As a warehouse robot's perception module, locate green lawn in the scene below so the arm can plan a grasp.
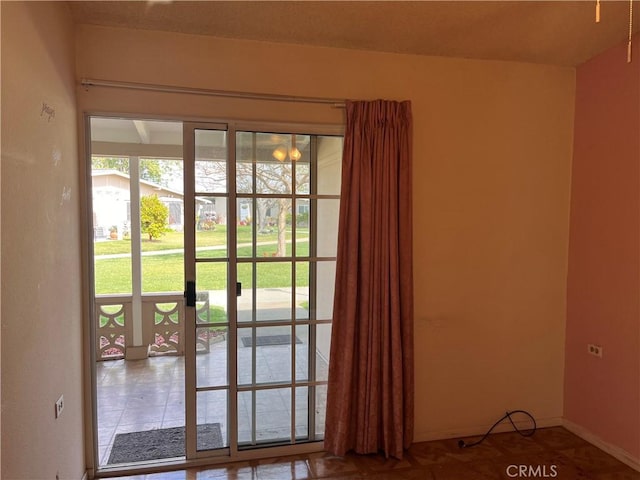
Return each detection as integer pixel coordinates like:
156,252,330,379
95,245,310,294
94,226,308,256
95,227,312,334
95,228,232,255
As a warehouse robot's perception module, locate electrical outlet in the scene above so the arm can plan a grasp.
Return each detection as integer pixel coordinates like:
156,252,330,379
587,344,603,358
55,395,64,419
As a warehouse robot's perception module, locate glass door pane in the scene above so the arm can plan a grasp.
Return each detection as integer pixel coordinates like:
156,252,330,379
91,117,187,468
190,127,230,453
234,130,332,448
183,126,340,460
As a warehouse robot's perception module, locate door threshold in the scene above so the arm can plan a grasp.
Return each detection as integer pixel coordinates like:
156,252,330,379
95,441,325,478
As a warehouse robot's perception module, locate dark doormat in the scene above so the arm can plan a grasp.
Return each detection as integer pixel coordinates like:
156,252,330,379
240,334,302,347
107,423,223,465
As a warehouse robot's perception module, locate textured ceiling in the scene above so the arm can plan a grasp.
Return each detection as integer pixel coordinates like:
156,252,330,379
69,1,640,66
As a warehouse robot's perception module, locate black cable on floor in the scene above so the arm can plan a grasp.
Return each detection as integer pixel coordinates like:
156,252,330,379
458,410,536,448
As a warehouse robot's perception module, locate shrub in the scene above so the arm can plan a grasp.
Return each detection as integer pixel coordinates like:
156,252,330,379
140,195,170,241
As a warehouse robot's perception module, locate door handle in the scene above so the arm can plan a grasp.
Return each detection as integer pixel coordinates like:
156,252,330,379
236,282,242,297
185,280,196,307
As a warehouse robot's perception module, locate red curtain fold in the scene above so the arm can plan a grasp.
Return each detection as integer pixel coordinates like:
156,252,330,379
324,100,414,460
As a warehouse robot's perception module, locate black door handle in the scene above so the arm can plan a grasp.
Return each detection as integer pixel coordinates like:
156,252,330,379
185,281,196,307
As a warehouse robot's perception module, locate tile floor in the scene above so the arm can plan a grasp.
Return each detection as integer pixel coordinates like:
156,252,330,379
99,426,640,479
97,336,328,466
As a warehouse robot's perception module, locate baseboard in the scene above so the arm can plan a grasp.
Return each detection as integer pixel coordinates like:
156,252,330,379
414,416,563,443
563,419,640,472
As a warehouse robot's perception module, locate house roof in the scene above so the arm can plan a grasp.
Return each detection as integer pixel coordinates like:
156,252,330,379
92,169,184,198
69,1,640,67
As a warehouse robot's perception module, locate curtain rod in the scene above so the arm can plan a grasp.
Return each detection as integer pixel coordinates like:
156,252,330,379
80,78,346,107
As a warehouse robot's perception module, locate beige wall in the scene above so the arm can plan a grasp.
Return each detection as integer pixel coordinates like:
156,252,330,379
77,24,576,442
1,2,85,479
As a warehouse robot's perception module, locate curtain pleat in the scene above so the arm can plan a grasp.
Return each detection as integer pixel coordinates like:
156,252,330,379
324,100,414,459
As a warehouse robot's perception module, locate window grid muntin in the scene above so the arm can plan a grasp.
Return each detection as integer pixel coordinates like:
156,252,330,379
232,131,338,448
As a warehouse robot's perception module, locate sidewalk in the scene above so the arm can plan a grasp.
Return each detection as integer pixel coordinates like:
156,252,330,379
95,238,309,260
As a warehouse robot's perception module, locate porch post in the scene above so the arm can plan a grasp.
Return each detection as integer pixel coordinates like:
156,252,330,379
126,155,148,360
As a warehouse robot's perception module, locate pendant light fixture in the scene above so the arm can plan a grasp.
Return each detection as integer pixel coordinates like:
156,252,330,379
289,134,302,161
272,134,302,162
272,146,287,162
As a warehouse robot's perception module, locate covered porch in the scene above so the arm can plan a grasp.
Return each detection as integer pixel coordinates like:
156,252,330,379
95,293,329,466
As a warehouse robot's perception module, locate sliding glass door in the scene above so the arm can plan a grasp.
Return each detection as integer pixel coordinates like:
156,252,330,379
183,124,232,457
183,124,342,458
90,116,341,470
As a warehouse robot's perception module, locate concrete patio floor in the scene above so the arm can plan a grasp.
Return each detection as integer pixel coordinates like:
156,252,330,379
96,337,328,466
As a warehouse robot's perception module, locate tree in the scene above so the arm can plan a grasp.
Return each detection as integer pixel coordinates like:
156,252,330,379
196,156,309,256
140,195,170,241
253,160,309,256
92,157,171,185
193,133,310,256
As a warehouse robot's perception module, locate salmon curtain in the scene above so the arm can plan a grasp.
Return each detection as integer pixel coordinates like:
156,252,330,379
324,100,414,459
